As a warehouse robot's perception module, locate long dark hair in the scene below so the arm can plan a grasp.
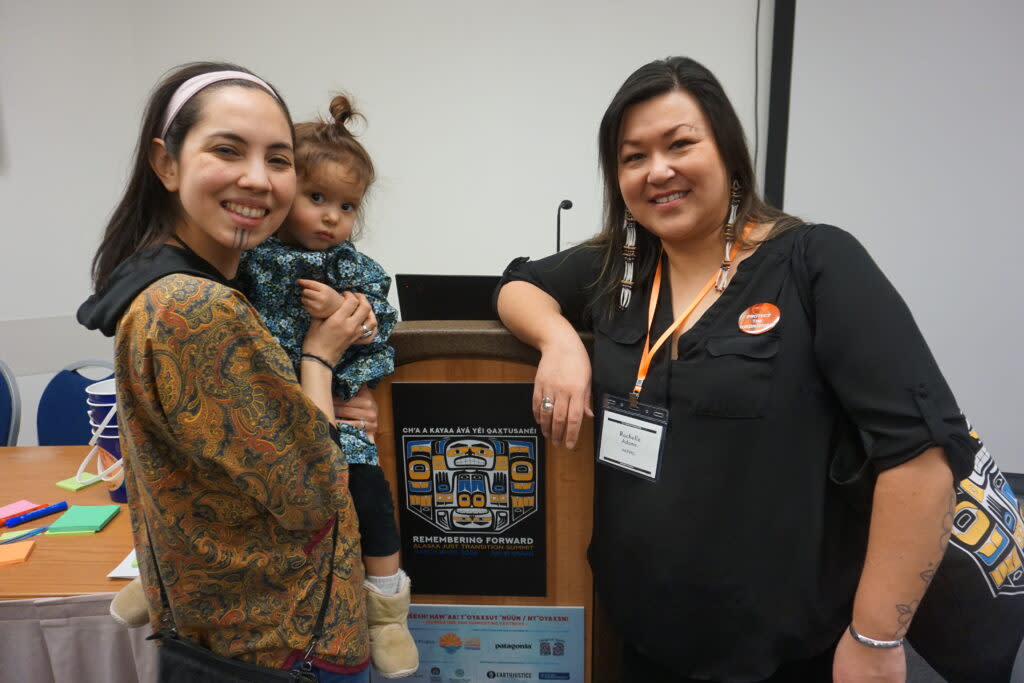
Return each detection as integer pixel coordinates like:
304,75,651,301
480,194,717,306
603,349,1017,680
588,56,802,317
293,93,375,239
89,61,294,292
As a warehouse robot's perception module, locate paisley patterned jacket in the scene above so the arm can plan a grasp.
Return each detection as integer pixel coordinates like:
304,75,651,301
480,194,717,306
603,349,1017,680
115,273,369,672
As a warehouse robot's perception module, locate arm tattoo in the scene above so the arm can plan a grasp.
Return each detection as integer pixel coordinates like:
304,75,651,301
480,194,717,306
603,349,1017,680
893,489,956,638
894,599,920,638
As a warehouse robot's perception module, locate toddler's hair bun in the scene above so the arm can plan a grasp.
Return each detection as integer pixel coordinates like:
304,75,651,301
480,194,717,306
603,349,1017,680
329,94,362,132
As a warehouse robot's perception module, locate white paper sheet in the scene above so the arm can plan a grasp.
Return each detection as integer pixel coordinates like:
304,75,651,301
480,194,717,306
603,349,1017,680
107,549,139,579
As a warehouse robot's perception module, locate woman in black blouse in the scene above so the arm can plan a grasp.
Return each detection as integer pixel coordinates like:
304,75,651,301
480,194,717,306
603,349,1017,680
496,57,996,682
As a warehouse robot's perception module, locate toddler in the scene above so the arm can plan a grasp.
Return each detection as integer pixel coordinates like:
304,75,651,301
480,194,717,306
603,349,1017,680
239,94,416,679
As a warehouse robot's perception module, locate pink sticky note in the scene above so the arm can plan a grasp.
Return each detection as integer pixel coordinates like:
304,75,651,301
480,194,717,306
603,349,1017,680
0,500,42,526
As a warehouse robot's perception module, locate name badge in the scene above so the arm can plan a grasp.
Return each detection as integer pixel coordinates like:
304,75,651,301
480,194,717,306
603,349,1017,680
598,394,669,481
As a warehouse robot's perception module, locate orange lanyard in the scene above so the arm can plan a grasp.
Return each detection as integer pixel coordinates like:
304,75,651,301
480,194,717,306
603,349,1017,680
631,222,753,405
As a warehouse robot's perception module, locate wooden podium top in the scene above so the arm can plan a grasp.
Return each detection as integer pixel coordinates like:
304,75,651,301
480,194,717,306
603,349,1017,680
391,320,592,366
0,446,134,599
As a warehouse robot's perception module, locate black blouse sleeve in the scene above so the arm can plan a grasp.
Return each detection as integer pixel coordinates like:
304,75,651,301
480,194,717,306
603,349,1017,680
800,225,975,480
496,244,605,331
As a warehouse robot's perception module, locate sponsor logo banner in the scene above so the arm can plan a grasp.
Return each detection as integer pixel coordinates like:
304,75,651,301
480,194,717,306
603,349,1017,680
368,604,583,682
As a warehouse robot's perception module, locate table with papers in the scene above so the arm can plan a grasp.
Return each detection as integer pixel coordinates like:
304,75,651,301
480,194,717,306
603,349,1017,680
0,446,156,682
0,446,134,598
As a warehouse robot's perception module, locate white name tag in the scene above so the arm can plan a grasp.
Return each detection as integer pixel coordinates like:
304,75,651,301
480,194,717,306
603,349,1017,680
598,395,669,481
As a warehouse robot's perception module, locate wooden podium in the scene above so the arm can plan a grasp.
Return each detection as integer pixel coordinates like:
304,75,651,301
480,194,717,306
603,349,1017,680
374,320,599,681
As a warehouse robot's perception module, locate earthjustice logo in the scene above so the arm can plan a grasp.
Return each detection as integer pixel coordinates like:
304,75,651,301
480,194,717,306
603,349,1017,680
402,436,539,534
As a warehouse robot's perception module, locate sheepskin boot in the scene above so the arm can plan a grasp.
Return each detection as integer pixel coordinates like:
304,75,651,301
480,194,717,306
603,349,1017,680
364,575,419,678
109,576,150,628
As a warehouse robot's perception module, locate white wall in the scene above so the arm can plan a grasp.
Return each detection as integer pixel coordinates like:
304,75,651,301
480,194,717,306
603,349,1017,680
786,1,1024,468
0,0,772,444
0,1,147,322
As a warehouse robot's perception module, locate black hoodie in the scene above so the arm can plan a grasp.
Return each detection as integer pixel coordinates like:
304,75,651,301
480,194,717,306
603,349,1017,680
77,245,231,337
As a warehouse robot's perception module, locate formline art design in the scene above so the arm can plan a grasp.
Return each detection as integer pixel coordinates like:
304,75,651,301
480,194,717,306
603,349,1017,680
403,437,538,534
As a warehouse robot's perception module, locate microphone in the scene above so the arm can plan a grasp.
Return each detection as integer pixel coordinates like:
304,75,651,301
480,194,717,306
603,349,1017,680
556,199,573,252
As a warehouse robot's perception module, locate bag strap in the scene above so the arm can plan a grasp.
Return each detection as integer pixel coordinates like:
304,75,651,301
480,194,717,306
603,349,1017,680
142,512,340,670
300,518,339,665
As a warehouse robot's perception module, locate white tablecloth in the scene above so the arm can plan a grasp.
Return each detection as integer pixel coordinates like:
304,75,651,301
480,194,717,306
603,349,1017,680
0,592,157,682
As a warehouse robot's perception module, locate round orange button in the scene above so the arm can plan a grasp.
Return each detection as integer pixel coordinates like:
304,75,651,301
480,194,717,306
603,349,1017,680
738,303,781,335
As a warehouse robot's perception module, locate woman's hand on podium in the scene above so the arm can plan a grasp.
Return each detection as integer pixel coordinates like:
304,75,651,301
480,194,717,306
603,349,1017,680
496,280,592,449
535,336,593,449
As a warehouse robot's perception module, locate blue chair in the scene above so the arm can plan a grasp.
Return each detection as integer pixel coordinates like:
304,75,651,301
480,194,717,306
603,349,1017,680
0,359,20,446
36,360,114,446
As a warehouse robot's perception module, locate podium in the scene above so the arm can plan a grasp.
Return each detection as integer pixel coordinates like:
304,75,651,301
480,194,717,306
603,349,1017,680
374,320,602,681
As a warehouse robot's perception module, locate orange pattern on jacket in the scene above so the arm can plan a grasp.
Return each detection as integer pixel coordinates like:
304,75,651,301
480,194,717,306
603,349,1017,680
115,273,368,671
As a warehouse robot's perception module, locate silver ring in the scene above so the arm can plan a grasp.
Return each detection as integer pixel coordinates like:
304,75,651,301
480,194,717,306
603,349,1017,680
359,419,366,432
359,323,374,339
541,397,554,412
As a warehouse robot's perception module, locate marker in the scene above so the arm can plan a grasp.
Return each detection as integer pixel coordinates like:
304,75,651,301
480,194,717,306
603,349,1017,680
0,526,50,544
4,502,68,528
0,504,45,526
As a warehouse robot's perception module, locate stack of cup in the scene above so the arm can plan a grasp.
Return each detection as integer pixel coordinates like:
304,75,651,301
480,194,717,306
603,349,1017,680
78,378,127,503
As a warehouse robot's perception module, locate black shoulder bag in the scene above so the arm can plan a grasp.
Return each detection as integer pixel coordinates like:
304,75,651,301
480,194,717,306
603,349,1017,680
144,516,339,683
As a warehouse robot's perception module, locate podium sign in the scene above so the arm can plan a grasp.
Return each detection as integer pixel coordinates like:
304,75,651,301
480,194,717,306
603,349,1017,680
392,382,546,596
368,604,585,682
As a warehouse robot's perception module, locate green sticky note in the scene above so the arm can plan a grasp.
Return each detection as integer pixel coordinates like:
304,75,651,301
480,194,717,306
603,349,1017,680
55,475,101,492
44,530,95,535
45,505,120,534
0,527,40,541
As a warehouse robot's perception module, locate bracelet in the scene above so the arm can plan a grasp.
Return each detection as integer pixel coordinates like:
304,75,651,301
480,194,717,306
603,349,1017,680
848,623,904,649
300,352,334,371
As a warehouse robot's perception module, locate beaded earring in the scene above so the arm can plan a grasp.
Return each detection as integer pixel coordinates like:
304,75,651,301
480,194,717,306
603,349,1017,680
618,210,638,309
713,179,743,292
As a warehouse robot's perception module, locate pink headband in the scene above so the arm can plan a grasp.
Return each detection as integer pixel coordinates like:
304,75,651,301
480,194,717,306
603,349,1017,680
160,70,278,139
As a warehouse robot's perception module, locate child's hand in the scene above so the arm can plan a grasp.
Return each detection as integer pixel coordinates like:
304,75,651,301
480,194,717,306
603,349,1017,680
298,279,344,319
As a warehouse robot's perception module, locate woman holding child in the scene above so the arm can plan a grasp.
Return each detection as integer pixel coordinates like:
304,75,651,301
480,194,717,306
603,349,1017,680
78,62,410,681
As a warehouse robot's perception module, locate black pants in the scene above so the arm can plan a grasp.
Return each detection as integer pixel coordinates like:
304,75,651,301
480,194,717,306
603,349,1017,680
620,641,835,683
348,464,400,557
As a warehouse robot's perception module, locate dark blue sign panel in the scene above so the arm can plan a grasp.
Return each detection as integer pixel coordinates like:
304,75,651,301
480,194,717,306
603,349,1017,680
392,382,546,596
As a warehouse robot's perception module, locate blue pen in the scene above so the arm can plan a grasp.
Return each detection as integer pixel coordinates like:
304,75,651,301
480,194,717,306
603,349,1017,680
4,501,68,528
0,526,50,544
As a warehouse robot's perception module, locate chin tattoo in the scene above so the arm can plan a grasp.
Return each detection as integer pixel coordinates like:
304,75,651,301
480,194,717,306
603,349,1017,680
233,227,250,250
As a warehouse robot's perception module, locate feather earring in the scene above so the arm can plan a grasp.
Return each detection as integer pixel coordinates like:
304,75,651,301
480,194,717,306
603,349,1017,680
714,179,743,292
619,210,638,309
